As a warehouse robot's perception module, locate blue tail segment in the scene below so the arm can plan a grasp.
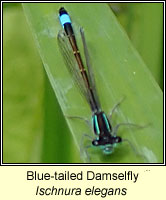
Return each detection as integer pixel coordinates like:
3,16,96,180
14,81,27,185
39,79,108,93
59,7,71,27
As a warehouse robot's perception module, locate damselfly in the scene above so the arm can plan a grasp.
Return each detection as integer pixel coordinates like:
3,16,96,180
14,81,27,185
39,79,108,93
58,7,143,161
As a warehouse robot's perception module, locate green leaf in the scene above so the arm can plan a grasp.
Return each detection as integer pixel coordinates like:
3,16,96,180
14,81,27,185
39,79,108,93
41,73,80,163
3,6,43,163
23,3,163,163
3,4,80,163
110,3,163,89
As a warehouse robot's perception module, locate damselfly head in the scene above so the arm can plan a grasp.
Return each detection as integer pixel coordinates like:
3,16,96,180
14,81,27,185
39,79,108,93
101,137,122,155
92,135,122,155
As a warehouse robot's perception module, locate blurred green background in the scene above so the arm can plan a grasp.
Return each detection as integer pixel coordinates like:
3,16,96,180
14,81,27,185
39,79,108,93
3,3,163,163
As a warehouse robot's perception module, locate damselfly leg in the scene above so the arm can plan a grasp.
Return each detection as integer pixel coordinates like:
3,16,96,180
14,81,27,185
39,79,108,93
109,96,125,120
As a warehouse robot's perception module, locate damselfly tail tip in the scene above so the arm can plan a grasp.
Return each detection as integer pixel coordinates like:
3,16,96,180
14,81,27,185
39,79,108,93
59,7,67,15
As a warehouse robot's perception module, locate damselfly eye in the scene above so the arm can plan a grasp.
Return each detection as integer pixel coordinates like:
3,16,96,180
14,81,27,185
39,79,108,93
115,136,122,143
92,140,99,146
